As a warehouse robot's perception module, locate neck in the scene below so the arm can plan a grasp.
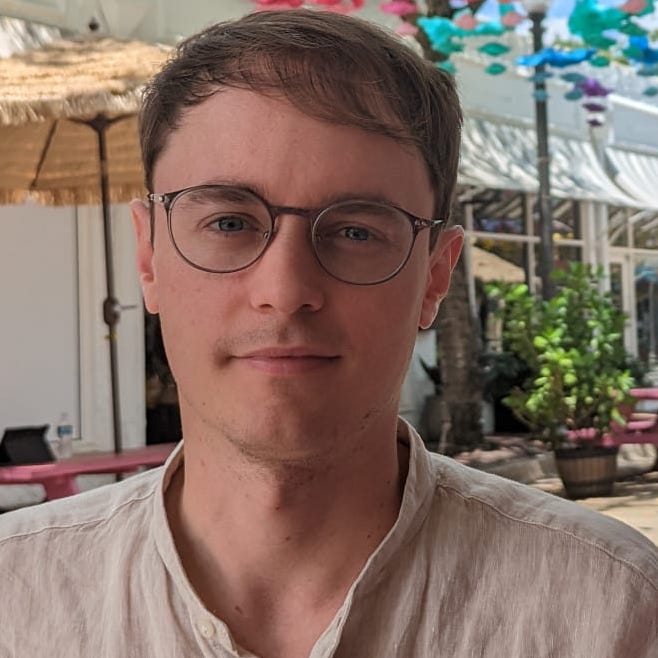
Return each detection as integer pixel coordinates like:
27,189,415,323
165,415,409,655
171,415,407,573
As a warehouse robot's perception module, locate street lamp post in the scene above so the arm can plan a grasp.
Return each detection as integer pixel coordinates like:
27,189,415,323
522,0,554,300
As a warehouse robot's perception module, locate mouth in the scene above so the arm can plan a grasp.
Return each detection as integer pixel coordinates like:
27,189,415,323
233,347,340,375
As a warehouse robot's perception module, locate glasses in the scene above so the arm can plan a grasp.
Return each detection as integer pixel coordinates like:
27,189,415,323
147,184,444,285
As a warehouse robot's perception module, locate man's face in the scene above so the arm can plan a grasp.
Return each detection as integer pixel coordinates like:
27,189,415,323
132,88,462,461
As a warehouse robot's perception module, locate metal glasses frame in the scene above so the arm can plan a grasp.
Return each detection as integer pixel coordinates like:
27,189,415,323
147,184,445,285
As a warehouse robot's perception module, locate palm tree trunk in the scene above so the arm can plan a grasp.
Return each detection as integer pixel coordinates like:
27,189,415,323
435,208,484,452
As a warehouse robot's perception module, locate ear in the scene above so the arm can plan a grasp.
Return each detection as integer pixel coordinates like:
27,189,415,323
130,198,159,314
419,226,464,330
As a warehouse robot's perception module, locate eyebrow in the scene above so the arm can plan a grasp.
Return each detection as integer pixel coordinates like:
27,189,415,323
198,177,403,210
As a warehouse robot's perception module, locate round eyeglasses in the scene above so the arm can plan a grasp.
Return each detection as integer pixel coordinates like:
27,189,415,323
147,184,445,286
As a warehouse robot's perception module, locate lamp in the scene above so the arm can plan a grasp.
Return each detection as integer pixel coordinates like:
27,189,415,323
521,0,554,299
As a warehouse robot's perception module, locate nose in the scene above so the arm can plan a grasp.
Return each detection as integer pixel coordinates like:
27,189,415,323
248,214,326,315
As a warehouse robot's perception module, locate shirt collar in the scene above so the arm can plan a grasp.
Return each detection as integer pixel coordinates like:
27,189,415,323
333,418,436,596
151,419,437,653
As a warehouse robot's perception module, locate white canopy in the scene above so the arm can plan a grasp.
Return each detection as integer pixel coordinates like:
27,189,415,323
460,116,642,208
605,146,658,211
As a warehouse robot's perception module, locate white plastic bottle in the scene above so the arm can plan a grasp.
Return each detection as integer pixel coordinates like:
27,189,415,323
56,412,74,459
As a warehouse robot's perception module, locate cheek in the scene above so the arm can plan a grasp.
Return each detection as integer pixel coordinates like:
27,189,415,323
155,268,223,372
349,284,424,365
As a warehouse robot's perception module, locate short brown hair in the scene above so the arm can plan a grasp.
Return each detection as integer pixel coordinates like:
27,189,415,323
139,9,462,241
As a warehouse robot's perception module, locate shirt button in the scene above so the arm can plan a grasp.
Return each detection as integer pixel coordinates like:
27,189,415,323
198,621,215,639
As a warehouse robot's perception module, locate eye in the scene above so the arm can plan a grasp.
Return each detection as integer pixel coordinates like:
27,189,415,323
342,226,371,241
212,216,246,232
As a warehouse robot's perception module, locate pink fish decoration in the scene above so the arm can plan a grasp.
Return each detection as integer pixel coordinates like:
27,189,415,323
619,0,647,14
395,22,419,36
454,14,479,30
380,1,417,16
501,11,525,28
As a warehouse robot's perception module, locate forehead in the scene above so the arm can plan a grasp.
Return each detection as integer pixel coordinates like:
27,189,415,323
153,88,433,214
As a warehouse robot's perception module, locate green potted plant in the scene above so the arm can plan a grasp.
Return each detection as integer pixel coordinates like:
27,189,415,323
488,264,636,498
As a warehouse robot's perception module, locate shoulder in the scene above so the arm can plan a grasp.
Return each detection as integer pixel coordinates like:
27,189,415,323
0,469,166,653
427,452,658,589
0,466,161,552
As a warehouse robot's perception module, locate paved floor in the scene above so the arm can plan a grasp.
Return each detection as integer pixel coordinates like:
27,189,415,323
531,471,658,545
458,438,658,546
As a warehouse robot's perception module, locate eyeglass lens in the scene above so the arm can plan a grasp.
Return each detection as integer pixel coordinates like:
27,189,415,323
168,186,415,284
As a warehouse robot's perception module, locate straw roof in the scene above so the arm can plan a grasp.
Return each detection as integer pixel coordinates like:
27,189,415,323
0,37,171,205
470,245,525,283
0,37,170,125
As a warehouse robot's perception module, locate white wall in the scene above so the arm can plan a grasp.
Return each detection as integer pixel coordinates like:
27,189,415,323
0,202,79,440
77,203,145,452
0,201,145,452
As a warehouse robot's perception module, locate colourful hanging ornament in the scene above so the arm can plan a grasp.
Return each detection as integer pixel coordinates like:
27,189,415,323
530,71,553,83
254,0,365,9
624,36,658,64
437,60,457,75
454,12,479,31
517,47,596,68
638,63,658,76
619,0,649,13
314,0,366,8
253,0,304,7
478,42,510,57
395,21,418,36
590,54,611,67
485,63,507,75
417,17,463,56
379,1,417,16
565,88,584,101
577,78,612,97
567,0,651,50
501,11,525,28
561,72,588,84
498,4,525,29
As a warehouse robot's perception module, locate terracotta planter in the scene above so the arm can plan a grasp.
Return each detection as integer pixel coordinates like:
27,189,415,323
554,446,619,500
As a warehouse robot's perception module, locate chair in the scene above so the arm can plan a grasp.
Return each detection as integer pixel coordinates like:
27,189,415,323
605,389,658,470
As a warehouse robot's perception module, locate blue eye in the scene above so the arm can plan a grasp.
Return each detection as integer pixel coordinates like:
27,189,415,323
342,226,370,241
215,216,245,232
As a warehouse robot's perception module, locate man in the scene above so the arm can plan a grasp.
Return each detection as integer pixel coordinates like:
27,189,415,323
1,9,656,658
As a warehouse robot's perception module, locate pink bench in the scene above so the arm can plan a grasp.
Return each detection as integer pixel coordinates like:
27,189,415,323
0,443,177,501
605,388,658,449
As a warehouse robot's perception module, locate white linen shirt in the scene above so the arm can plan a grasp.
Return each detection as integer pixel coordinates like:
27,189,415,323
0,421,656,657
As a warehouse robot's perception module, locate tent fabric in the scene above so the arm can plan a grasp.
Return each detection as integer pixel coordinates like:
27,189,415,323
460,116,641,208
605,147,658,211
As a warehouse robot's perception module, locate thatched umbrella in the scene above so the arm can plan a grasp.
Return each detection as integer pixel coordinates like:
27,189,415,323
470,245,525,284
0,37,171,453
